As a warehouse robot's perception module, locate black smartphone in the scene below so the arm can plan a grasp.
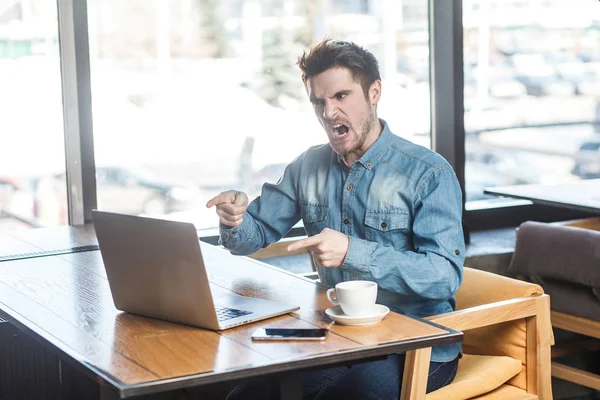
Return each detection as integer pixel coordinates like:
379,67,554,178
251,328,330,341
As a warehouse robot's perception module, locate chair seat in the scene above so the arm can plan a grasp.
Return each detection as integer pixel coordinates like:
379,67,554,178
471,384,538,399
425,354,523,400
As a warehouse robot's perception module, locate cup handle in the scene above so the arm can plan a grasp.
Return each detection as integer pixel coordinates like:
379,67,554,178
326,288,339,305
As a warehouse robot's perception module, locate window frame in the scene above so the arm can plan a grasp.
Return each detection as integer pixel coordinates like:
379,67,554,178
57,0,97,225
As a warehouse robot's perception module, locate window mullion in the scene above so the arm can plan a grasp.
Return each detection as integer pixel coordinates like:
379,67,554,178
57,0,97,225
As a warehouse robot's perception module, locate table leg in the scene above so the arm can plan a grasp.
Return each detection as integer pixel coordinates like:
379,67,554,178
400,347,432,400
279,371,302,400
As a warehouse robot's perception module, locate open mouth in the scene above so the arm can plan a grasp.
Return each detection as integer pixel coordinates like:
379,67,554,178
332,124,349,139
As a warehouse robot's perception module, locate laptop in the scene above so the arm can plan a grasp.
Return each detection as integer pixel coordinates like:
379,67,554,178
91,210,299,330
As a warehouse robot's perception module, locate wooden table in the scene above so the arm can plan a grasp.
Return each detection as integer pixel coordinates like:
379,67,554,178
0,225,462,399
484,178,600,214
0,224,98,260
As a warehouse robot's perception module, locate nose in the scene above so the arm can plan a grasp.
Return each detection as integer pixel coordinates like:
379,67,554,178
323,101,338,121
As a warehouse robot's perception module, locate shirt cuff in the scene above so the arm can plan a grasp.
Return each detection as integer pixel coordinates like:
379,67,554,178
341,237,371,274
218,215,249,245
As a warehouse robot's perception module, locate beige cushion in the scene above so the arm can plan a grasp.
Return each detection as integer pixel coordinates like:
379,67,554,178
425,354,523,400
463,320,527,390
471,384,537,399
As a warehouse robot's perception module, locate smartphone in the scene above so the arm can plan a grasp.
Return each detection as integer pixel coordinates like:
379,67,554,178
251,328,330,341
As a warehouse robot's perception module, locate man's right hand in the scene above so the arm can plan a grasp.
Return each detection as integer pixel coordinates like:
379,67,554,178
205,190,249,227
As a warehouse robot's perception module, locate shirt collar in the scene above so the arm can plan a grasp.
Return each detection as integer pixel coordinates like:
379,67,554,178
336,119,392,170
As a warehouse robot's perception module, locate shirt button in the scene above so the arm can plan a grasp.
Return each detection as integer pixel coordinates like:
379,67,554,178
380,222,387,229
366,162,372,169
346,184,353,191
232,230,238,234
343,218,349,224
455,249,460,255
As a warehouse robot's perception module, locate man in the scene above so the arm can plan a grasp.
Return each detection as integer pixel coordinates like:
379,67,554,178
207,39,464,400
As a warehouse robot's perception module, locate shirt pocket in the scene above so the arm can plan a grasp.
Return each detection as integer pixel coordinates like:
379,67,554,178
301,204,329,236
364,209,411,249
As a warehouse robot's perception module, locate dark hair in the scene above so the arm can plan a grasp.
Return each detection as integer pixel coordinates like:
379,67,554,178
297,39,381,96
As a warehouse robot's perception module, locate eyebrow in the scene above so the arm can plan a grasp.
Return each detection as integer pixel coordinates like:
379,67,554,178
334,90,351,98
310,90,352,104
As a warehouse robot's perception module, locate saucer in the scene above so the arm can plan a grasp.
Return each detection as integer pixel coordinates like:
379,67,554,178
325,304,390,326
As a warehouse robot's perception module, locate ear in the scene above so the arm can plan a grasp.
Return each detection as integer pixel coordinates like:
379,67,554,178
369,80,382,106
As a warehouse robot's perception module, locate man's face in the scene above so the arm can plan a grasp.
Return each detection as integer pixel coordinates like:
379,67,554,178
306,67,381,165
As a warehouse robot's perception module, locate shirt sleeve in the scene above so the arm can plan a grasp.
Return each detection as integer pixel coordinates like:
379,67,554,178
341,167,465,301
219,156,304,255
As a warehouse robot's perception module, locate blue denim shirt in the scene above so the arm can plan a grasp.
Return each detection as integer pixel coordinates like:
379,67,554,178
220,120,465,362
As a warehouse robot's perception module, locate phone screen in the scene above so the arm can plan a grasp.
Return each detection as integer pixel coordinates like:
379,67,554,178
251,328,329,341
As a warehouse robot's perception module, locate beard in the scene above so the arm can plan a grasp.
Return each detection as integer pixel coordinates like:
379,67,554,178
333,109,377,158
353,111,376,151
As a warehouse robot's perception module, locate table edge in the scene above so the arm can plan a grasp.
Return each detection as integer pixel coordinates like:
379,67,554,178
117,330,463,398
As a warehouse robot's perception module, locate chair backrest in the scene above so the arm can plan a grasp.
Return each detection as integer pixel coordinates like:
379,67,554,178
509,219,600,395
456,267,545,390
456,267,543,310
510,221,600,321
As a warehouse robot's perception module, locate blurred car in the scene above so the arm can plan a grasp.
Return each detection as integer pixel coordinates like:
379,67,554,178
464,159,519,203
53,166,202,216
488,77,527,98
464,103,522,132
551,52,600,96
560,70,600,97
571,137,600,179
518,74,576,97
465,66,527,99
0,177,35,220
248,163,287,198
94,166,201,215
515,65,576,97
397,55,429,83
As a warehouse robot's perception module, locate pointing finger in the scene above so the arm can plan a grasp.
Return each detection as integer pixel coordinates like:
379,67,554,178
287,234,323,252
206,191,237,208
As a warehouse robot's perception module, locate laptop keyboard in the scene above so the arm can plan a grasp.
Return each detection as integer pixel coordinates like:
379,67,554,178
215,306,253,322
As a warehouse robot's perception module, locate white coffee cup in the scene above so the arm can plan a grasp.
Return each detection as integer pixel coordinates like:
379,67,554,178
326,280,377,316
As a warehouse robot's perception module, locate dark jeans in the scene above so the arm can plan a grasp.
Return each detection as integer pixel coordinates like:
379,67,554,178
226,354,459,400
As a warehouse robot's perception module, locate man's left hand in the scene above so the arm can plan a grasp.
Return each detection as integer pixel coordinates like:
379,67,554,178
287,228,349,268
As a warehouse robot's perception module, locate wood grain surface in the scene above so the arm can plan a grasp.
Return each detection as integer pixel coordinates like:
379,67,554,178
8,224,97,250
0,234,41,258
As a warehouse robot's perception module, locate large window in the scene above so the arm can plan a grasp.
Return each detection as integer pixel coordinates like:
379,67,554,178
463,0,600,208
0,1,67,232
4,0,595,235
85,0,431,229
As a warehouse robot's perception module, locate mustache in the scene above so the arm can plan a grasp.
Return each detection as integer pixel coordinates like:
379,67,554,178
324,120,350,128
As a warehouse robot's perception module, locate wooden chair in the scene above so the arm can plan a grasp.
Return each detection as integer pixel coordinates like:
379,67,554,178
401,267,554,400
510,217,600,393
251,241,554,399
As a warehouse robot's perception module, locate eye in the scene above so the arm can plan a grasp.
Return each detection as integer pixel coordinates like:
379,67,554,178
312,99,324,107
336,93,347,100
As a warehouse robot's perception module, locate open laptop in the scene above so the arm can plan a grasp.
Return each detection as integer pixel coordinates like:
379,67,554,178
92,210,299,330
